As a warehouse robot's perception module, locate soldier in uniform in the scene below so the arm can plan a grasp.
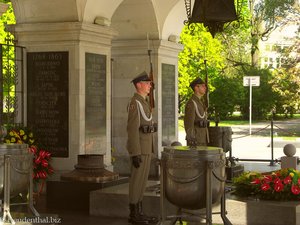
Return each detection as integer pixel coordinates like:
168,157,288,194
184,77,209,146
127,71,158,224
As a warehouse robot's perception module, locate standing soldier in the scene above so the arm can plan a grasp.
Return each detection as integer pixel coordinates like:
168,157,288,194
184,77,209,146
127,71,158,224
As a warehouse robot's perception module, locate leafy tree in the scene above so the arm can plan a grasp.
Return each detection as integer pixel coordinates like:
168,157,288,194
248,0,296,67
0,1,16,124
178,24,225,114
220,0,252,68
215,0,297,119
209,74,245,119
269,27,300,117
0,1,14,43
270,68,300,117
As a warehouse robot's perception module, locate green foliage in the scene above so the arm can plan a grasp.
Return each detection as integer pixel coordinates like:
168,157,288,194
178,24,225,114
0,2,16,119
270,27,300,117
248,0,296,66
178,0,298,121
209,74,245,119
259,0,295,29
178,1,256,119
0,2,15,43
220,0,252,66
239,68,276,120
270,68,300,116
232,171,261,197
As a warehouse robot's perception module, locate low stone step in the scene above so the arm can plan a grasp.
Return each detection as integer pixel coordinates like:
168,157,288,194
90,181,168,218
46,176,128,211
90,181,300,225
90,181,228,224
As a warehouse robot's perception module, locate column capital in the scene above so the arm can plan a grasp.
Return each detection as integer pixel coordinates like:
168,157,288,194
9,22,118,47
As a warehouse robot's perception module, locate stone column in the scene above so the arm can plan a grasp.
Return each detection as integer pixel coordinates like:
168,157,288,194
111,38,182,176
11,22,117,171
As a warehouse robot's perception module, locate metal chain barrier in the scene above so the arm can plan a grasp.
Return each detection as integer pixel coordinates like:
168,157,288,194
273,124,298,136
229,119,299,166
232,125,270,139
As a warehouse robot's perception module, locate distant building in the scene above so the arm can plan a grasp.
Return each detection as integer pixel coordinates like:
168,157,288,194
259,24,298,69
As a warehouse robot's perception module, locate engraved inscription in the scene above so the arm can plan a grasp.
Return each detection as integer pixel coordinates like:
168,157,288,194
27,52,69,157
162,64,176,141
85,53,106,153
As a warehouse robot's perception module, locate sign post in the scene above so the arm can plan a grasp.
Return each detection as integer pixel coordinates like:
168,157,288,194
243,76,260,135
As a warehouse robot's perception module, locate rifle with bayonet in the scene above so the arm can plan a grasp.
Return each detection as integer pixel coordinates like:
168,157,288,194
148,49,155,111
204,59,209,111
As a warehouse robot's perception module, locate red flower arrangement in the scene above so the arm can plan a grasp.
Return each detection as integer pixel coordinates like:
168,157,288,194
3,126,54,183
233,168,300,201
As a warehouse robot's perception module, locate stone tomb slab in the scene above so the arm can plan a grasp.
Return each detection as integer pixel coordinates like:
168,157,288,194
46,177,128,211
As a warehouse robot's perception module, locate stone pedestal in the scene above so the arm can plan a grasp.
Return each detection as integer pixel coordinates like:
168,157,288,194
61,154,118,183
47,177,128,211
243,199,300,225
281,144,298,169
47,154,125,211
226,164,245,180
281,156,298,170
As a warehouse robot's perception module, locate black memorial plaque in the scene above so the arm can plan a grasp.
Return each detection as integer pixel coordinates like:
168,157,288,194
162,63,176,140
85,53,106,152
27,52,69,157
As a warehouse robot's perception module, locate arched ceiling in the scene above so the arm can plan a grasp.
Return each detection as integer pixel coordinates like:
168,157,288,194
11,0,188,40
161,0,188,40
110,0,187,40
111,0,159,40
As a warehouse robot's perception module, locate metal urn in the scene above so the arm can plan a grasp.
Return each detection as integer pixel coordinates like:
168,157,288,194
160,146,232,225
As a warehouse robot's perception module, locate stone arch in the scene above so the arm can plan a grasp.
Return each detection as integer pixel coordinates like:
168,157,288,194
11,0,186,41
110,0,186,40
111,0,159,40
161,1,187,40
8,0,185,173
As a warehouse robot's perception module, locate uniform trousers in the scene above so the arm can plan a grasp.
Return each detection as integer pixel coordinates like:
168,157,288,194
129,154,151,204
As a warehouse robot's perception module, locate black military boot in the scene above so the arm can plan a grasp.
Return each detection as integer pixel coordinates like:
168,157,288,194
128,203,149,224
137,201,158,224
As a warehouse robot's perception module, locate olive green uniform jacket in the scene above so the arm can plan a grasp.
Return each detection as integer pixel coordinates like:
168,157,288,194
127,93,154,204
184,94,209,146
127,93,154,156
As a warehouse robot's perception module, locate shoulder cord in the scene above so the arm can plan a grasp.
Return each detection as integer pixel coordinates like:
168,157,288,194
135,100,152,124
192,100,206,119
